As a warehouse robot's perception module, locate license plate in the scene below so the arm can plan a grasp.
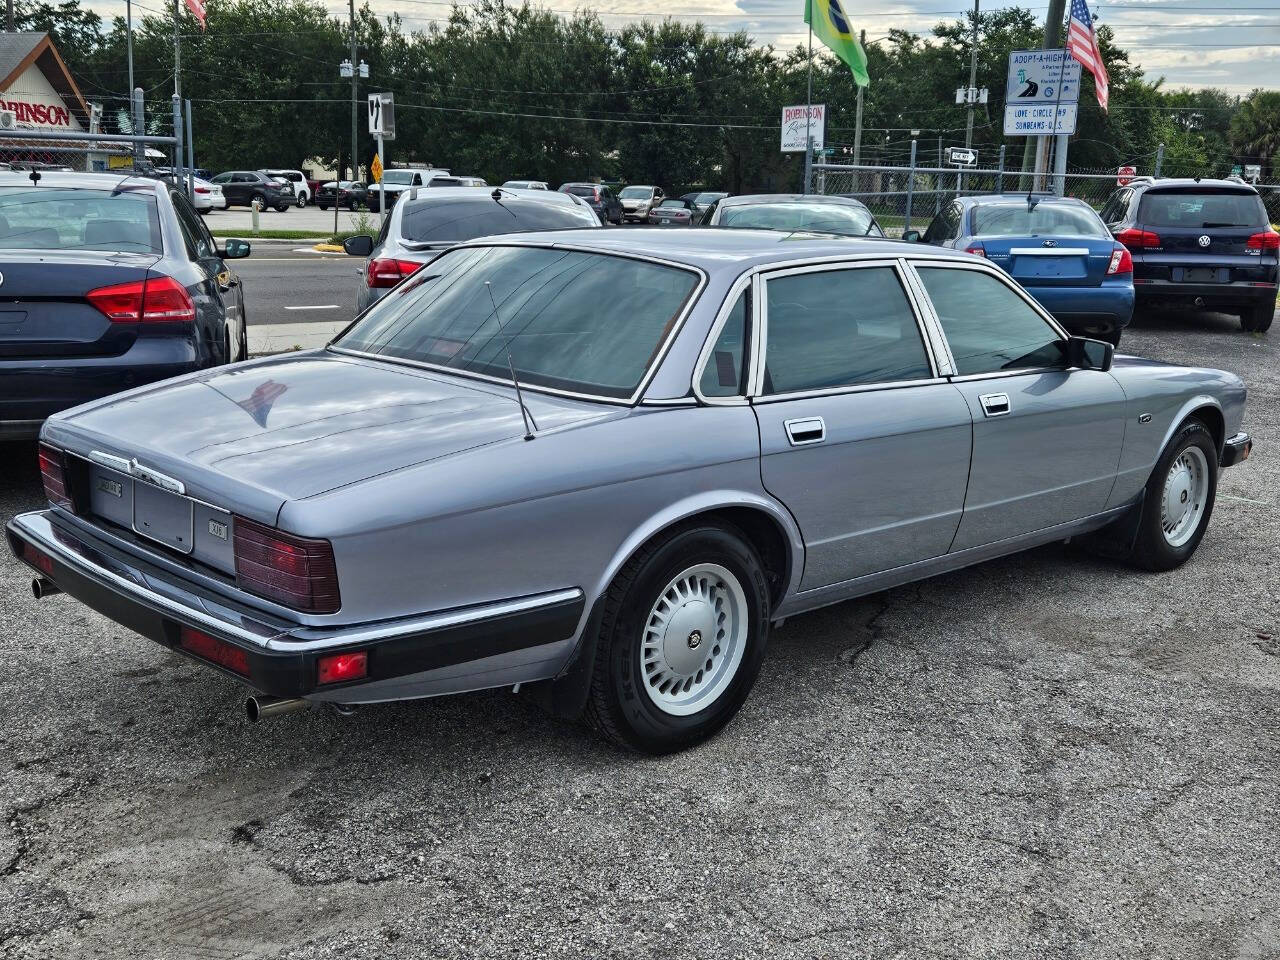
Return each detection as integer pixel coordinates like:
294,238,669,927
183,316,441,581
133,482,195,554
1182,267,1221,283
660,218,671,224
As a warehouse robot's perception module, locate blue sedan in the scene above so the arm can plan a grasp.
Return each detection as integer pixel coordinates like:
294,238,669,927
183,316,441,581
912,194,1134,345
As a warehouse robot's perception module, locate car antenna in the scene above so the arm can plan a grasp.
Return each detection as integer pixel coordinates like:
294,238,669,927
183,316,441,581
484,280,537,441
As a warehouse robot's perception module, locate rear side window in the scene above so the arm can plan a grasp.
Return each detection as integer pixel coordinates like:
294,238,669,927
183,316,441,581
917,267,1061,376
1138,190,1267,229
400,198,594,242
699,290,749,397
762,267,931,394
0,187,161,252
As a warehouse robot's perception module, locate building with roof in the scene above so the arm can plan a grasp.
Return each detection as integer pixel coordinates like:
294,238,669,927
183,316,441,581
0,32,89,132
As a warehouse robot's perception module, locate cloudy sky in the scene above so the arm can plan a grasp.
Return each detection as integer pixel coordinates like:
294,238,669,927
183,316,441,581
88,0,1280,94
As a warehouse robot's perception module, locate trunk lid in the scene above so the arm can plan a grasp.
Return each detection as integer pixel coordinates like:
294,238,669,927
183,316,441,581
0,251,159,358
983,235,1117,287
43,352,622,528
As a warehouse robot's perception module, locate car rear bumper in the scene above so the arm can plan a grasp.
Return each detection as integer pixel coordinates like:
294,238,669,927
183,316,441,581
1133,279,1278,307
1022,282,1135,331
7,510,585,704
0,336,201,432
1221,432,1253,468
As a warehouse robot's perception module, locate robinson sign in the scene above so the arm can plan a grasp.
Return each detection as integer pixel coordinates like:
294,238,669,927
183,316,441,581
781,104,825,153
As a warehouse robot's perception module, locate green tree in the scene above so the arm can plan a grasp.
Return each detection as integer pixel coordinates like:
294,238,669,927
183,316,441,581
1231,90,1280,178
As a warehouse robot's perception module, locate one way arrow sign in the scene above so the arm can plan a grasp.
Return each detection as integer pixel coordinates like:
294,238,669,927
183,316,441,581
946,147,978,166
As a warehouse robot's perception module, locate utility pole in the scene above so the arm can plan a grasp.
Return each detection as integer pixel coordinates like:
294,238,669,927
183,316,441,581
964,0,979,150
6,0,13,32
349,0,358,180
172,0,184,191
1022,0,1067,182
852,29,866,165
126,0,134,100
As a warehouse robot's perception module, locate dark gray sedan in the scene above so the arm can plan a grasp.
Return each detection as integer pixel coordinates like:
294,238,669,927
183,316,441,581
707,193,884,237
9,230,1252,754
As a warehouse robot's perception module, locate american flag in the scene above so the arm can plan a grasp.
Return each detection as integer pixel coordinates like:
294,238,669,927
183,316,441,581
185,0,207,30
1067,0,1109,111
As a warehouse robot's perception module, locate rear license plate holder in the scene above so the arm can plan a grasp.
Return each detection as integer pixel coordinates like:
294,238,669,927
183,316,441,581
1180,267,1222,283
133,482,195,554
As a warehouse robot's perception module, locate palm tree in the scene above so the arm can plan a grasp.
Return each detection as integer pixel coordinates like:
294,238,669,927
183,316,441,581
1230,90,1280,177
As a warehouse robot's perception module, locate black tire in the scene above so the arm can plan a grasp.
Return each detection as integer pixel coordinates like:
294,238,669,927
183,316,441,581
250,192,267,209
1240,303,1274,333
317,202,330,211
1104,327,1123,348
585,523,770,754
1125,419,1219,571
297,194,308,208
275,202,289,213
348,199,358,212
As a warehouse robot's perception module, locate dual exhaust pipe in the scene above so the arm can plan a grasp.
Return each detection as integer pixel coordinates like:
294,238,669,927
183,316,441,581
32,576,330,726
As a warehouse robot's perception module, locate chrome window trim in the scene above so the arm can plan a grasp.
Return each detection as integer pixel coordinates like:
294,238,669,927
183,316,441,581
896,257,956,377
329,241,709,407
750,258,943,401
691,268,756,406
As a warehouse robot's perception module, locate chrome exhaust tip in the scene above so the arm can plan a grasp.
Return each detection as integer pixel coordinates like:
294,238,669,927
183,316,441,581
245,695,309,723
31,578,61,600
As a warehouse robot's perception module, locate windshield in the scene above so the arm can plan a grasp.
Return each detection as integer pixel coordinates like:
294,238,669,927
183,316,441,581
971,202,1108,237
694,193,727,204
381,170,416,185
400,197,595,243
335,246,699,399
619,186,654,199
719,202,879,237
0,187,161,252
1138,190,1268,229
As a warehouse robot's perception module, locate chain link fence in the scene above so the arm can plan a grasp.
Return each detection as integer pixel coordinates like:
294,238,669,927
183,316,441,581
809,162,1280,238
0,128,180,177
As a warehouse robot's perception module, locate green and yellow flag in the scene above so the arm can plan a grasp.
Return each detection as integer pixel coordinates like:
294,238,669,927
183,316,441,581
805,0,870,87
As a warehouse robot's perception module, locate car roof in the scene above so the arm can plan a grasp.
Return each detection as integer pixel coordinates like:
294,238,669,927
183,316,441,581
960,193,1092,208
0,171,166,192
1132,177,1259,194
457,226,949,271
724,193,870,208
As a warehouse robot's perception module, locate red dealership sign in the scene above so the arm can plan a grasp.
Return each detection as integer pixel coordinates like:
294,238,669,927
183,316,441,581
0,99,72,127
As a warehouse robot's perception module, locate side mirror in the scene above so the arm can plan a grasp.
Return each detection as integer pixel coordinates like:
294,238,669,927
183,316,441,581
1065,336,1114,373
343,234,374,257
901,229,922,243
220,238,251,259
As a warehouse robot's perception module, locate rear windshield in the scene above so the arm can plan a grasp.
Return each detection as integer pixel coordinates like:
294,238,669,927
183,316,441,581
971,202,1107,237
720,201,880,237
0,187,161,252
400,198,595,243
1138,190,1268,229
381,170,417,185
565,186,598,198
335,245,699,399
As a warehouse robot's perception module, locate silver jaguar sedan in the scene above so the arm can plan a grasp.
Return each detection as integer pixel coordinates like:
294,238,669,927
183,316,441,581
9,229,1253,753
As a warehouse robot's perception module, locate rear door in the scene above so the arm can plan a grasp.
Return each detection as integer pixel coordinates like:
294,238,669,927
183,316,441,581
911,261,1126,550
751,260,972,589
172,190,239,362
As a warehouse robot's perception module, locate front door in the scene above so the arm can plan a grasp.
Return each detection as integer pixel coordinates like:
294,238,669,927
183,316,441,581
751,261,973,590
911,261,1127,550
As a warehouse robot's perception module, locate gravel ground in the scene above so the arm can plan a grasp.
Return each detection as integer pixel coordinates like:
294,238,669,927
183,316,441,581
2,307,1278,960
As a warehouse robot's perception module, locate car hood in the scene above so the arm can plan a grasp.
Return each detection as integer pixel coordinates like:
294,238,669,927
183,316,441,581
44,352,623,522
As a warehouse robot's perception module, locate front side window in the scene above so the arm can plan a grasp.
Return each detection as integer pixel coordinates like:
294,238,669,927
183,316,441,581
0,187,161,252
699,290,748,398
335,246,699,399
916,266,1062,376
762,267,932,395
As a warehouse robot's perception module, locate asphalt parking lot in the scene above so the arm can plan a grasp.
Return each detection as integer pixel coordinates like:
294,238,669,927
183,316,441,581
2,307,1278,959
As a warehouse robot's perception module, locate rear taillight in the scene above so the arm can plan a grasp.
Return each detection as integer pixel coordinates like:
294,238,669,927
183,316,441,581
233,516,340,613
1107,247,1133,276
1116,228,1160,250
366,258,423,289
195,186,210,194
964,245,986,258
38,443,73,511
86,276,196,324
1246,231,1280,251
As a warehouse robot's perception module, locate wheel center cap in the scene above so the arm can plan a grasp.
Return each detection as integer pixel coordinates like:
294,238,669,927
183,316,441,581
662,601,714,677
1167,469,1193,523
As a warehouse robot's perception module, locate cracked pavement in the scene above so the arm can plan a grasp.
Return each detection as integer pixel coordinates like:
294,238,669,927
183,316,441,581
2,307,1279,959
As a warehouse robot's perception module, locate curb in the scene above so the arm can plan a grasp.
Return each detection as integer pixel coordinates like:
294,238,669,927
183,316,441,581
313,243,345,252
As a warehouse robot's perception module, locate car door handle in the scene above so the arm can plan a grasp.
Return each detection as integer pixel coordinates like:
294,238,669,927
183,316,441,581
784,417,826,446
979,393,1011,417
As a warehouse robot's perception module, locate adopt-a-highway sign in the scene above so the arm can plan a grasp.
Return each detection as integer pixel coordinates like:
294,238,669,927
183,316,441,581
1006,49,1081,105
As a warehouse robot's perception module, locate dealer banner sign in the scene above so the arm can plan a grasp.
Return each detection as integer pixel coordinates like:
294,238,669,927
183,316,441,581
781,104,826,153
0,98,72,127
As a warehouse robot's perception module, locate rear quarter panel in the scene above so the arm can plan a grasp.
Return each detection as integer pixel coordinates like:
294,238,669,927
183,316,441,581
1105,358,1246,508
277,404,800,628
